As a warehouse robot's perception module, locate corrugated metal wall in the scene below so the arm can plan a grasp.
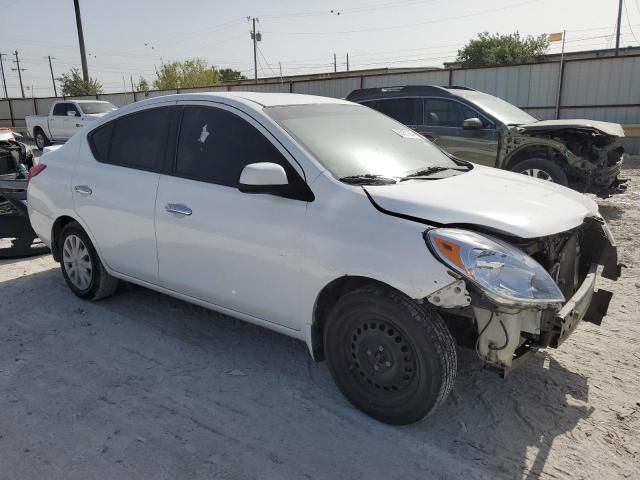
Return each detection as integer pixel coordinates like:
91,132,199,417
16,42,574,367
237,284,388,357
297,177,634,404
292,77,361,98
451,63,560,108
1,55,638,152
362,70,449,88
98,93,135,107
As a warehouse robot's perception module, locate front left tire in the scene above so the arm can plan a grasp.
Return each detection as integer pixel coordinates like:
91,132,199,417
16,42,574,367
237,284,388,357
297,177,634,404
59,222,119,300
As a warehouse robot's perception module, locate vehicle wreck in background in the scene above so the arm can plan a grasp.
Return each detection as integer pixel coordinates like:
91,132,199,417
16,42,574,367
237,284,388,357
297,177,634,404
347,85,627,194
0,128,48,258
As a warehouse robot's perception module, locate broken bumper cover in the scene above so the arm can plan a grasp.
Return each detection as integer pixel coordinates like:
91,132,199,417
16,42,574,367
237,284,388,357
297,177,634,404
550,264,613,347
589,155,627,194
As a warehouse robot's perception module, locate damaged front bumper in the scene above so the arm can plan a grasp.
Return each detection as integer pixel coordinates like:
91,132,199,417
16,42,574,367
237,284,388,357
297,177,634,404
429,217,620,374
588,155,628,195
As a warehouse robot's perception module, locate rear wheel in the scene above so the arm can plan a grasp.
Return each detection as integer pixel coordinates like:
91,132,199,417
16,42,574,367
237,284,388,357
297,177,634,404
34,129,50,151
324,286,457,425
511,157,568,186
59,222,119,300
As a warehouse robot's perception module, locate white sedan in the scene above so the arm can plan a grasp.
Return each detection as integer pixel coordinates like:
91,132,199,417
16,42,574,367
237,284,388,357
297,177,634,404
27,92,618,424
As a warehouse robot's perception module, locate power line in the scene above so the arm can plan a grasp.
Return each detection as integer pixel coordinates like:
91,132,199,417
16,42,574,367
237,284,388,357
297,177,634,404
264,0,540,35
624,0,640,44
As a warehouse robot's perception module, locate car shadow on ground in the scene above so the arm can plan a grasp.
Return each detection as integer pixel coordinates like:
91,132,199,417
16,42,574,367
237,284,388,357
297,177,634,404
0,264,594,480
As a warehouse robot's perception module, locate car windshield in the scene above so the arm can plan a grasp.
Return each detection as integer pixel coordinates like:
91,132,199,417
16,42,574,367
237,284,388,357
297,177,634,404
265,104,460,180
79,102,116,114
460,91,537,125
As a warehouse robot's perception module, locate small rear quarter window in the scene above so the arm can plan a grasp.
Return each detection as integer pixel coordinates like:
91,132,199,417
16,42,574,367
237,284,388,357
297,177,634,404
88,123,114,162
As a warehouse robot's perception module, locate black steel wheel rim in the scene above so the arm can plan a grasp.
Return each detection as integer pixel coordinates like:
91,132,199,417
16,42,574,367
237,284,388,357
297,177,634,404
347,319,419,402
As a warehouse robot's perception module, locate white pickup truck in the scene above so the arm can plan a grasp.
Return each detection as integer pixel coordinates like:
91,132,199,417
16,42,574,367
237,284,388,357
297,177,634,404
25,100,116,150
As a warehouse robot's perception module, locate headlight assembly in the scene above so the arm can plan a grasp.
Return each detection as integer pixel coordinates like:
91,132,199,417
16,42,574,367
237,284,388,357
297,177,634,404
426,228,565,307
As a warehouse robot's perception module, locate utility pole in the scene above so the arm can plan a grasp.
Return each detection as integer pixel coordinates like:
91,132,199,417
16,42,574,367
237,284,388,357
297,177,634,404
346,53,349,72
0,53,8,98
47,55,58,97
130,75,135,92
333,53,337,73
249,17,261,81
73,0,90,82
615,0,623,55
12,51,25,98
279,61,283,83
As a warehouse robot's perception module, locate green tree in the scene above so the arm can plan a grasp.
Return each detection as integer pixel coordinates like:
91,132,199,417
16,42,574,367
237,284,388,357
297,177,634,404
153,58,220,89
57,68,103,96
219,68,247,83
137,77,150,94
456,32,549,68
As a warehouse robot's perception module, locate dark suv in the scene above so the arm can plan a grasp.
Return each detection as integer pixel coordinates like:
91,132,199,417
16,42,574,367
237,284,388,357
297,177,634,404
347,85,626,193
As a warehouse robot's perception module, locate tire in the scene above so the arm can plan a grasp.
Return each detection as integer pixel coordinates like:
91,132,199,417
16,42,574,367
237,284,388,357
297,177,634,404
59,222,119,301
324,285,457,425
34,128,50,151
510,157,568,186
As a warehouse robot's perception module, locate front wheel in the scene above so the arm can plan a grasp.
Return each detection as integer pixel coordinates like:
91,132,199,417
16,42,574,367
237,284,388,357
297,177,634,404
324,286,457,425
59,222,119,300
511,157,568,186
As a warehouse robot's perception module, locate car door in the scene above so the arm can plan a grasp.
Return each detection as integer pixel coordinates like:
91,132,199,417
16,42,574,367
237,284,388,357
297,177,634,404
155,102,309,330
72,105,173,284
61,104,82,139
415,98,499,166
49,102,72,140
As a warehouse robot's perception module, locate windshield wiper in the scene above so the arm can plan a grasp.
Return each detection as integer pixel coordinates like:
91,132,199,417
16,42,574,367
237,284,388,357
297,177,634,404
399,166,467,181
339,174,397,185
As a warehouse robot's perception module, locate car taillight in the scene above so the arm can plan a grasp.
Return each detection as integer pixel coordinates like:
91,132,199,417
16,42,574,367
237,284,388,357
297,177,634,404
29,164,46,180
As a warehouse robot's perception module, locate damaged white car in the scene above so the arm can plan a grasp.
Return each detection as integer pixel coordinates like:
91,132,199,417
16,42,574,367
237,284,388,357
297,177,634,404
27,93,619,425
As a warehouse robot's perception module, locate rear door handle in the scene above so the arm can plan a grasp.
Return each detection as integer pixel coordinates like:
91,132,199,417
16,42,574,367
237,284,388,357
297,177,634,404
74,185,92,195
165,203,192,216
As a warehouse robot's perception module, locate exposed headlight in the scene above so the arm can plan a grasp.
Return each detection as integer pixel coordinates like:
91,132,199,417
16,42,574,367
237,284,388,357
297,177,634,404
426,228,565,306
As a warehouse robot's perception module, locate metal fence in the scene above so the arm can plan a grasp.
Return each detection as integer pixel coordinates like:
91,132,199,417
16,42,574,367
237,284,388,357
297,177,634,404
2,53,639,153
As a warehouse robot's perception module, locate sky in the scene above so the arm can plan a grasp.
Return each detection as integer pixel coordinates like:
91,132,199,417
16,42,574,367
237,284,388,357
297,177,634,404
0,0,639,97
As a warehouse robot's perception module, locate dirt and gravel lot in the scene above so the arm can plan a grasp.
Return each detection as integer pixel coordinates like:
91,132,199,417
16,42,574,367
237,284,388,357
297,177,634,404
1,159,639,480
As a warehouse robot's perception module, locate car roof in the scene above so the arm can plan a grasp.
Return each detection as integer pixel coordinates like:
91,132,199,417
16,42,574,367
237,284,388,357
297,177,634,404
346,85,476,102
139,91,353,108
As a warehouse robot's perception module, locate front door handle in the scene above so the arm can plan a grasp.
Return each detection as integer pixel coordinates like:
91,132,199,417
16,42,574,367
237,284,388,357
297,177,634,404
165,203,192,216
74,185,92,195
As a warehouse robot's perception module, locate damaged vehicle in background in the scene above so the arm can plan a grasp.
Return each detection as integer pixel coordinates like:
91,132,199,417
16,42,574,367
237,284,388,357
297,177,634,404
0,128,48,258
347,85,627,194
27,93,620,425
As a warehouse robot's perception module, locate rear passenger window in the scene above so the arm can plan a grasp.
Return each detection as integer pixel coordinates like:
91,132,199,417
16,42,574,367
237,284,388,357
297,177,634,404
375,98,417,125
175,106,290,187
88,107,169,172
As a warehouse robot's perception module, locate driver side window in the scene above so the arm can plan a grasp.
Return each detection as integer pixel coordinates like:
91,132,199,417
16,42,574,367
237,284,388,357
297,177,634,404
175,106,292,187
423,99,489,128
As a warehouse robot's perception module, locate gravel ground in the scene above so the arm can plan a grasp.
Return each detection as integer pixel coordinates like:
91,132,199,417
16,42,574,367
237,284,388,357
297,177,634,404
0,159,639,480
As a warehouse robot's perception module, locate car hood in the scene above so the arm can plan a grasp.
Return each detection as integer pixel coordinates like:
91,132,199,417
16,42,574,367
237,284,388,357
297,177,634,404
519,119,625,137
363,165,598,238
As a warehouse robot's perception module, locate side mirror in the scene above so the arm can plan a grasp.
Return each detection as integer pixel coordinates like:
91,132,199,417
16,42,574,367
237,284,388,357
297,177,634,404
238,162,289,194
463,117,483,130
67,110,77,117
